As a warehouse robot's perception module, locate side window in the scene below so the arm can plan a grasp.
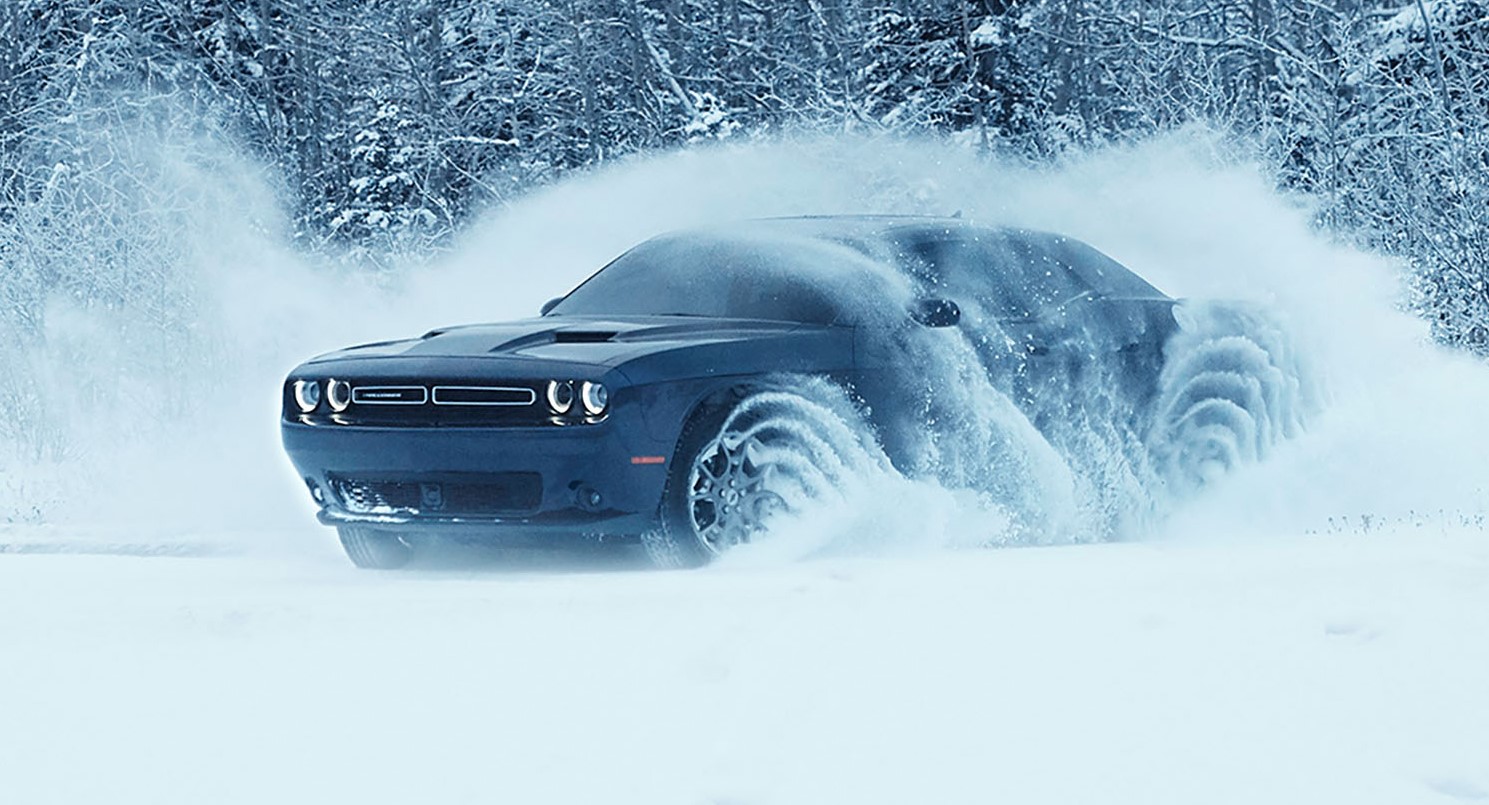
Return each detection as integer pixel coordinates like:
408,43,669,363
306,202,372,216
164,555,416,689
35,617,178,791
723,270,841,323
908,233,1089,320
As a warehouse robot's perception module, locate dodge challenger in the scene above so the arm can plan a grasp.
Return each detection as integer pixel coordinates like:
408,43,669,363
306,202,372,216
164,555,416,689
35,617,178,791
281,216,1300,568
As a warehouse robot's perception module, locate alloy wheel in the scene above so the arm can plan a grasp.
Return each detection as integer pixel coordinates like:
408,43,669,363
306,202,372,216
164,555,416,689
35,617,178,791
686,431,789,554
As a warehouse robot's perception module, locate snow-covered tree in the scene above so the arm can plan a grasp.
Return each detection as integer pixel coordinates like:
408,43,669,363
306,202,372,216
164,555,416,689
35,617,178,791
3,0,1489,352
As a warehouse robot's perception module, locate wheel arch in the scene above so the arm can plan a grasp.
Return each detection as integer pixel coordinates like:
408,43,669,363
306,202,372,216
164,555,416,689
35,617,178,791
664,378,769,462
661,371,863,461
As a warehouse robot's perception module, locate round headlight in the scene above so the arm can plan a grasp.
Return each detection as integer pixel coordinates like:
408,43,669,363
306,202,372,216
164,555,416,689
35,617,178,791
293,380,322,413
546,380,574,415
327,379,353,412
580,381,609,416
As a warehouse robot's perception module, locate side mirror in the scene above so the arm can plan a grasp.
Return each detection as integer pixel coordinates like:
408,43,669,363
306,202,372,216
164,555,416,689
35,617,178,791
910,298,961,328
540,297,563,316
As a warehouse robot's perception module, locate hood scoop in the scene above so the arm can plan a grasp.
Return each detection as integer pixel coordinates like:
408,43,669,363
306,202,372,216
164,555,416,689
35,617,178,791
552,330,617,344
486,328,618,353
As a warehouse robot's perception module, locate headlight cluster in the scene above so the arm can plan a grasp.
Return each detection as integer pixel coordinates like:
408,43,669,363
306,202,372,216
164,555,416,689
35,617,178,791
545,380,575,414
292,379,352,413
580,381,608,416
292,380,321,413
326,379,352,412
546,380,609,418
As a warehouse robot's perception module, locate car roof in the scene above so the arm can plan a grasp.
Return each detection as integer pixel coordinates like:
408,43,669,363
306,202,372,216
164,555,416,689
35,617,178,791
724,214,975,241
683,215,1168,301
701,216,1096,254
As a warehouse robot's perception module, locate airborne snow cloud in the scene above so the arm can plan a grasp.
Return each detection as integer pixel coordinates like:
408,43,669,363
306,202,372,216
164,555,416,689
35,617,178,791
2,129,1487,550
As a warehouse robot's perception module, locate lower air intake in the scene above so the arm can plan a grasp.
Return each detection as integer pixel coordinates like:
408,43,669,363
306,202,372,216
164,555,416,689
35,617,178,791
328,473,542,517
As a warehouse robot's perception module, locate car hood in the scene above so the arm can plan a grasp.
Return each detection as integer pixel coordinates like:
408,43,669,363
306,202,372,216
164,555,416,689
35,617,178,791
307,315,839,369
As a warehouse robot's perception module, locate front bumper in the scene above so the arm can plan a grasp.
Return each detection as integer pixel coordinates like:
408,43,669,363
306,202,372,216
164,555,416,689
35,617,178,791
281,408,674,541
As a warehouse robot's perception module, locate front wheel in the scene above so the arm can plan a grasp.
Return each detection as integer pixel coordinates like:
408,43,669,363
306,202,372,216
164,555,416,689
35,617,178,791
336,526,414,569
644,384,874,568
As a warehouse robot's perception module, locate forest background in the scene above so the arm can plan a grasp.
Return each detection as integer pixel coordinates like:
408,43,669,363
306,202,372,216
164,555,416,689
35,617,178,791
1,0,1486,481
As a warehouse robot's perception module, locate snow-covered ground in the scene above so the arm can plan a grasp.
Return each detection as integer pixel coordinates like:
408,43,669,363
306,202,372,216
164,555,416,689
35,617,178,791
1,528,1485,805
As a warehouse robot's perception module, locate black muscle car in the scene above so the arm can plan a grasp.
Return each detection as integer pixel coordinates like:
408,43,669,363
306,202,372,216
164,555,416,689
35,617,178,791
282,216,1305,568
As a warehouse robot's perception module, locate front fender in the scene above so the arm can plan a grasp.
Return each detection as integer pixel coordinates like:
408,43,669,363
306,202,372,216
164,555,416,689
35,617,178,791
617,327,856,445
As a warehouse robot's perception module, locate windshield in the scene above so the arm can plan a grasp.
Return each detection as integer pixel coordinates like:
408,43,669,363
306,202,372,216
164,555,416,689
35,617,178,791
549,231,904,325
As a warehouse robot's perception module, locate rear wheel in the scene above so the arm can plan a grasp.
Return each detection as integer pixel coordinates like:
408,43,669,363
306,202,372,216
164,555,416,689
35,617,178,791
1150,301,1316,494
336,526,414,569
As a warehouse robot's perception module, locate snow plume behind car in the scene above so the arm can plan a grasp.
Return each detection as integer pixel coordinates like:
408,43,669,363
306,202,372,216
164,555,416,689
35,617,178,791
3,125,1488,555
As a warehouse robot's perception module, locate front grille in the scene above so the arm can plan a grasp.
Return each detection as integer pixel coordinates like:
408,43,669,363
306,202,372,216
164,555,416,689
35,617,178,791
431,386,535,406
328,473,542,517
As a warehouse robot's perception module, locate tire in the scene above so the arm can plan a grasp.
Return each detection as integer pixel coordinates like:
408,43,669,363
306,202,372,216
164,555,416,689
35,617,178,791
644,384,871,568
1149,301,1316,494
336,526,414,569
